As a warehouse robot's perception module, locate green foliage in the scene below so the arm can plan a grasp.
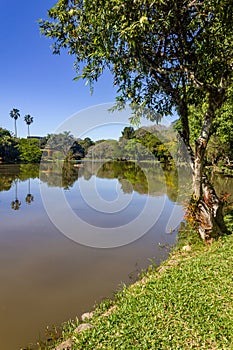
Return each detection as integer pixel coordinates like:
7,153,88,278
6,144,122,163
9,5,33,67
213,88,233,146
0,172,18,192
69,141,85,160
187,97,233,166
0,128,19,163
24,114,33,126
19,164,40,180
0,130,94,164
224,210,233,233
124,139,153,161
40,1,233,124
134,128,174,163
85,125,176,163
86,140,119,160
0,128,12,138
121,126,135,140
78,137,94,155
44,132,92,160
207,136,232,167
17,138,42,163
210,91,233,166
9,108,20,120
46,131,75,156
176,222,203,251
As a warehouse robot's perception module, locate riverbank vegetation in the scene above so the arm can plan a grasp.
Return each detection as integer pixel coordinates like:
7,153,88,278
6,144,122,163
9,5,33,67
0,125,177,164
30,219,233,350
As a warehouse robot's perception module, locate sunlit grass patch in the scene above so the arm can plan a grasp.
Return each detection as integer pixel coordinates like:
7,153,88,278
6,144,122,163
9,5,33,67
68,235,233,350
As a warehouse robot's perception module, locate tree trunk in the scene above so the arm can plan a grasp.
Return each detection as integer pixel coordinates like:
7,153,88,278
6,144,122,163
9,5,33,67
15,119,17,138
188,89,229,242
193,174,228,241
191,126,229,242
193,154,203,198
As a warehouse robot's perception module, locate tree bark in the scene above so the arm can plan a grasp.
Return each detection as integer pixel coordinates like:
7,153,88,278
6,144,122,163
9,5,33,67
189,91,229,241
194,174,229,241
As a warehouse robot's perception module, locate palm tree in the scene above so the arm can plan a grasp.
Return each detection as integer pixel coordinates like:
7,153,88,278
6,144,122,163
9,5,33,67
24,114,33,137
9,108,20,138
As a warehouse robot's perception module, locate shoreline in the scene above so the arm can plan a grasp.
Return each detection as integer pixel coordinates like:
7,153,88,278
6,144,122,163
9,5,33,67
30,225,233,350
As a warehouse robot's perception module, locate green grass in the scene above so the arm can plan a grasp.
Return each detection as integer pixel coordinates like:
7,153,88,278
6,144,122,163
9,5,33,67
40,230,233,350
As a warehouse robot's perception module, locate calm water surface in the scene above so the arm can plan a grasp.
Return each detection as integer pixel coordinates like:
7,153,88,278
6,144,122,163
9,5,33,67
1,161,225,349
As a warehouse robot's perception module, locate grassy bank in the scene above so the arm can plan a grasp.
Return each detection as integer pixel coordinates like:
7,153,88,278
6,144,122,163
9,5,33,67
36,226,233,350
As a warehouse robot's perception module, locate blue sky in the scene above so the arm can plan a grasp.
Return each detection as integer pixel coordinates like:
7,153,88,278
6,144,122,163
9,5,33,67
0,1,168,140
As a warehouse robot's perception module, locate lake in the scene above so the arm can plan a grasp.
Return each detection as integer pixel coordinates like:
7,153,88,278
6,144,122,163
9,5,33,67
2,161,230,349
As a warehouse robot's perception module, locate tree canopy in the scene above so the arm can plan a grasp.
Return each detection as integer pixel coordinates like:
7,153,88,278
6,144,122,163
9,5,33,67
40,1,232,118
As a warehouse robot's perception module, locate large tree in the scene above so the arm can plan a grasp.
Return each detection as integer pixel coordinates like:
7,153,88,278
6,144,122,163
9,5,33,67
40,0,233,240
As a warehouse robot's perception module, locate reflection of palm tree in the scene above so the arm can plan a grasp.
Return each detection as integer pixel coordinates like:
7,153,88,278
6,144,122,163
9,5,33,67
11,179,21,210
25,179,34,204
24,114,34,137
10,108,20,138
25,194,34,204
11,199,21,210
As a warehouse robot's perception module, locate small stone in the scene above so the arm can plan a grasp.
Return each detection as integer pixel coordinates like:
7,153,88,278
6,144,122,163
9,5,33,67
158,266,170,273
168,259,178,265
74,323,93,333
182,245,192,251
55,339,73,350
102,305,117,317
81,312,94,321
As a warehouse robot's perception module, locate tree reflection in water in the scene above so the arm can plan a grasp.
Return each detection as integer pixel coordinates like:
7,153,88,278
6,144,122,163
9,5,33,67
1,161,187,203
1,161,232,210
11,179,21,210
25,179,34,204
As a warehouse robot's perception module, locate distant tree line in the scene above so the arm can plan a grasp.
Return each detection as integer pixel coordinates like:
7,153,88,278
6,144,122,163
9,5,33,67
85,126,175,163
0,129,95,163
0,122,232,167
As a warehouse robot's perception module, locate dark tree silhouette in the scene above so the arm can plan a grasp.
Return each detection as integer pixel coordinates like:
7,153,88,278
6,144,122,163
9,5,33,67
10,108,20,138
24,114,34,137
